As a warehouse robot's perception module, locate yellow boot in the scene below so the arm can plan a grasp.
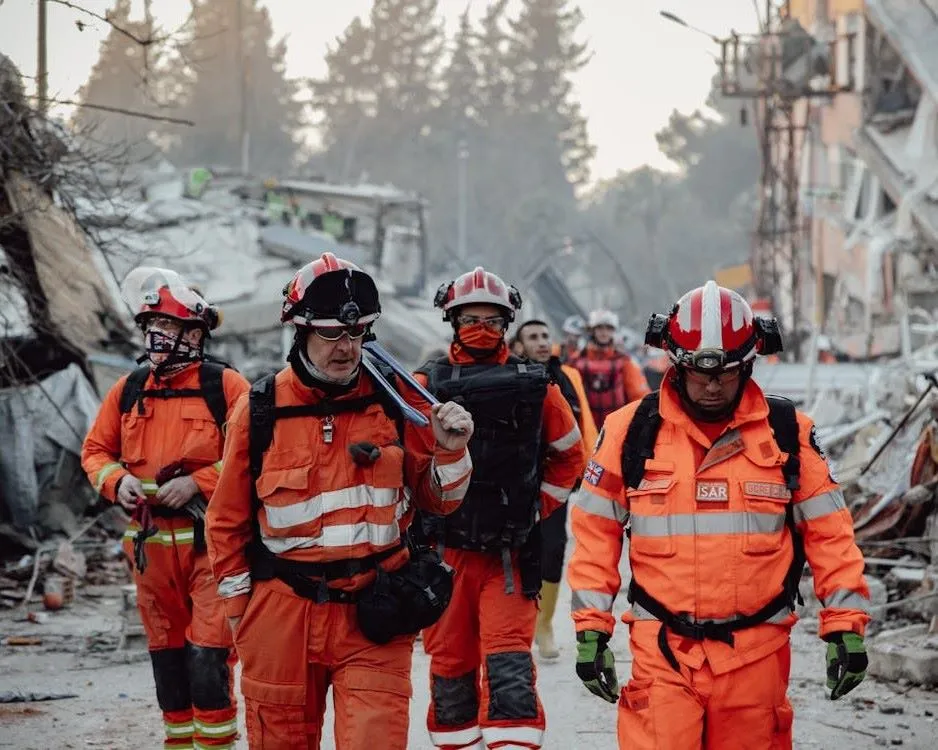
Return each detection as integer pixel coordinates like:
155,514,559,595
535,581,560,660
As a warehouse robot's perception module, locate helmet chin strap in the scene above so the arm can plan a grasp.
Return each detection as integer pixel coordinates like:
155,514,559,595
673,363,752,423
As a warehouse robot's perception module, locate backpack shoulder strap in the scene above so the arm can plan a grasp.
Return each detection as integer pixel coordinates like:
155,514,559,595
118,366,152,415
620,392,663,489
766,395,800,491
248,375,277,481
199,362,229,430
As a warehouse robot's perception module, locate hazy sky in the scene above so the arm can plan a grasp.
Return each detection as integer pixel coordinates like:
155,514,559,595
1,0,760,182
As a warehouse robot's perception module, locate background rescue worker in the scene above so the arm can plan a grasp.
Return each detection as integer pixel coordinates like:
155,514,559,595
567,281,871,750
205,253,474,750
515,318,598,660
82,268,248,750
555,314,585,361
417,268,586,750
568,308,650,428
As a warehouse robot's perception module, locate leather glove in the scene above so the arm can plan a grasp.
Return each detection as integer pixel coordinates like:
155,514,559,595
826,632,867,700
575,630,619,703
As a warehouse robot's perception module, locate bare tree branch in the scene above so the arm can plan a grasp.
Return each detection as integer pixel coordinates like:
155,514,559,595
28,96,195,126
48,0,168,47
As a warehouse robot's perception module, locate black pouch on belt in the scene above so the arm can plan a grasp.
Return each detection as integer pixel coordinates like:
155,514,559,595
518,523,543,600
356,546,455,645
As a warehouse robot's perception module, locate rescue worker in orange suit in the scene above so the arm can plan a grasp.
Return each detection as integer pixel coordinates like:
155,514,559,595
515,318,597,661
568,281,871,750
82,267,249,750
205,253,475,750
416,268,586,750
568,309,650,429
553,314,585,362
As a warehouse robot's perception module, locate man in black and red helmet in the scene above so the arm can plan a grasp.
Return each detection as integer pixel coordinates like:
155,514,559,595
206,253,474,749
415,267,586,750
82,267,248,750
568,280,870,749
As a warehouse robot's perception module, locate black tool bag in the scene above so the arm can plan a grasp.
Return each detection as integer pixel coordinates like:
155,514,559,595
356,544,455,645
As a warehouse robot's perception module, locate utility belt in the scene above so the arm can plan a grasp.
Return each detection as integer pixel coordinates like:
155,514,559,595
628,580,795,673
251,538,454,644
146,505,206,552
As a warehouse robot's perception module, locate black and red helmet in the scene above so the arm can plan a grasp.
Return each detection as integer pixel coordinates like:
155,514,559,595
281,253,380,327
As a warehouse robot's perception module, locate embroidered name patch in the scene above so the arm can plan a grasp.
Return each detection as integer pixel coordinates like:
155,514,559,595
695,480,729,502
743,481,792,500
584,461,605,486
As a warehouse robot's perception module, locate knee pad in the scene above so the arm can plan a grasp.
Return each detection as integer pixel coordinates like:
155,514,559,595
150,647,191,712
431,670,479,727
486,652,538,721
186,643,232,710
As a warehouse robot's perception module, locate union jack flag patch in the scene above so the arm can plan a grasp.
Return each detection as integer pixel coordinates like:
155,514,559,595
584,460,605,486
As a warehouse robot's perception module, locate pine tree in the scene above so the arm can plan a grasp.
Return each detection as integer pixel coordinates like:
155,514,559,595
506,0,594,187
438,7,480,129
167,0,302,172
74,0,162,152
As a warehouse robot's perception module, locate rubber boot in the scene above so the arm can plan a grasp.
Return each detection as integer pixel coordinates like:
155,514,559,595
535,581,560,660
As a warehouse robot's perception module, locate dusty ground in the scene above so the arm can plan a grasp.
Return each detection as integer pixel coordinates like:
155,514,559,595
2,574,937,749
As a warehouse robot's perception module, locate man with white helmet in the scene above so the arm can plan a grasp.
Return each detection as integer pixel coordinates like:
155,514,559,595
568,309,651,428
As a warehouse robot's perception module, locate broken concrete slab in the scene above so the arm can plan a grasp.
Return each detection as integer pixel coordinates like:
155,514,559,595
868,624,938,687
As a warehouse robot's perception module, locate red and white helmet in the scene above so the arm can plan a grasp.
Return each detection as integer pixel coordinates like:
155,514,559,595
645,280,782,371
121,267,220,331
281,253,380,327
434,266,522,322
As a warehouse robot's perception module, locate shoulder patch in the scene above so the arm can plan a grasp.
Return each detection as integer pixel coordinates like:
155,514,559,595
593,426,605,452
809,426,826,458
584,460,605,486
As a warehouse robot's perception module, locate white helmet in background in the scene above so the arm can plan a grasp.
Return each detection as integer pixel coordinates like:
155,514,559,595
562,314,585,337
588,309,619,330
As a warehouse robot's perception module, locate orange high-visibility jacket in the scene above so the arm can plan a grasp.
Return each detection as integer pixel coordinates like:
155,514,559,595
414,345,586,521
568,376,870,675
560,363,599,454
82,364,250,503
206,367,473,619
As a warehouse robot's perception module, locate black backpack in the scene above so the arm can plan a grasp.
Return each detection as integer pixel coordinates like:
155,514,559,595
118,361,230,429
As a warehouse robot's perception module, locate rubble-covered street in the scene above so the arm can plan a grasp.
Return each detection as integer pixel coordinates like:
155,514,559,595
2,563,937,749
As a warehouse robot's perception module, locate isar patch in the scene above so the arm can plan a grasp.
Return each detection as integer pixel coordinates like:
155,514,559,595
695,480,729,502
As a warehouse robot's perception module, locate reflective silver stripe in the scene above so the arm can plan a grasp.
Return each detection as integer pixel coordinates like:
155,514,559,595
822,588,871,612
262,521,400,553
540,480,573,503
194,742,234,750
212,461,223,473
265,486,398,530
482,725,544,747
574,489,629,524
217,571,251,599
571,588,615,613
793,489,846,523
429,726,482,746
630,511,785,537
433,451,472,486
549,425,582,452
95,462,123,492
164,721,195,737
441,474,471,502
630,602,792,625
193,718,238,736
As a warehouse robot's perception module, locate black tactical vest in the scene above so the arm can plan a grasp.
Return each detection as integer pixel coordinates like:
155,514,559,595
417,356,549,551
546,356,582,424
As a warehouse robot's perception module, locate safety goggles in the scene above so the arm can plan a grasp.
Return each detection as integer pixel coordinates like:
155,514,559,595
311,323,370,341
456,314,507,331
683,368,741,387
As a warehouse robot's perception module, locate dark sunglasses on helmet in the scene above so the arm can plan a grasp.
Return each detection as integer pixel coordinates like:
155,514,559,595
312,323,370,341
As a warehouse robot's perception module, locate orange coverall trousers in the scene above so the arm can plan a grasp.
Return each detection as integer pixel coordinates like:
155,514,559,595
233,577,416,749
125,516,237,749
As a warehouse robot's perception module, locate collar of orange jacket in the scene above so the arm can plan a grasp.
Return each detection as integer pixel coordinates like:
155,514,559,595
658,370,770,446
286,363,373,405
448,341,510,365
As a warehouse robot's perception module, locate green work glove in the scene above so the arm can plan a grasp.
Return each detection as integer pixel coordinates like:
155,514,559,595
575,630,619,704
826,632,868,700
